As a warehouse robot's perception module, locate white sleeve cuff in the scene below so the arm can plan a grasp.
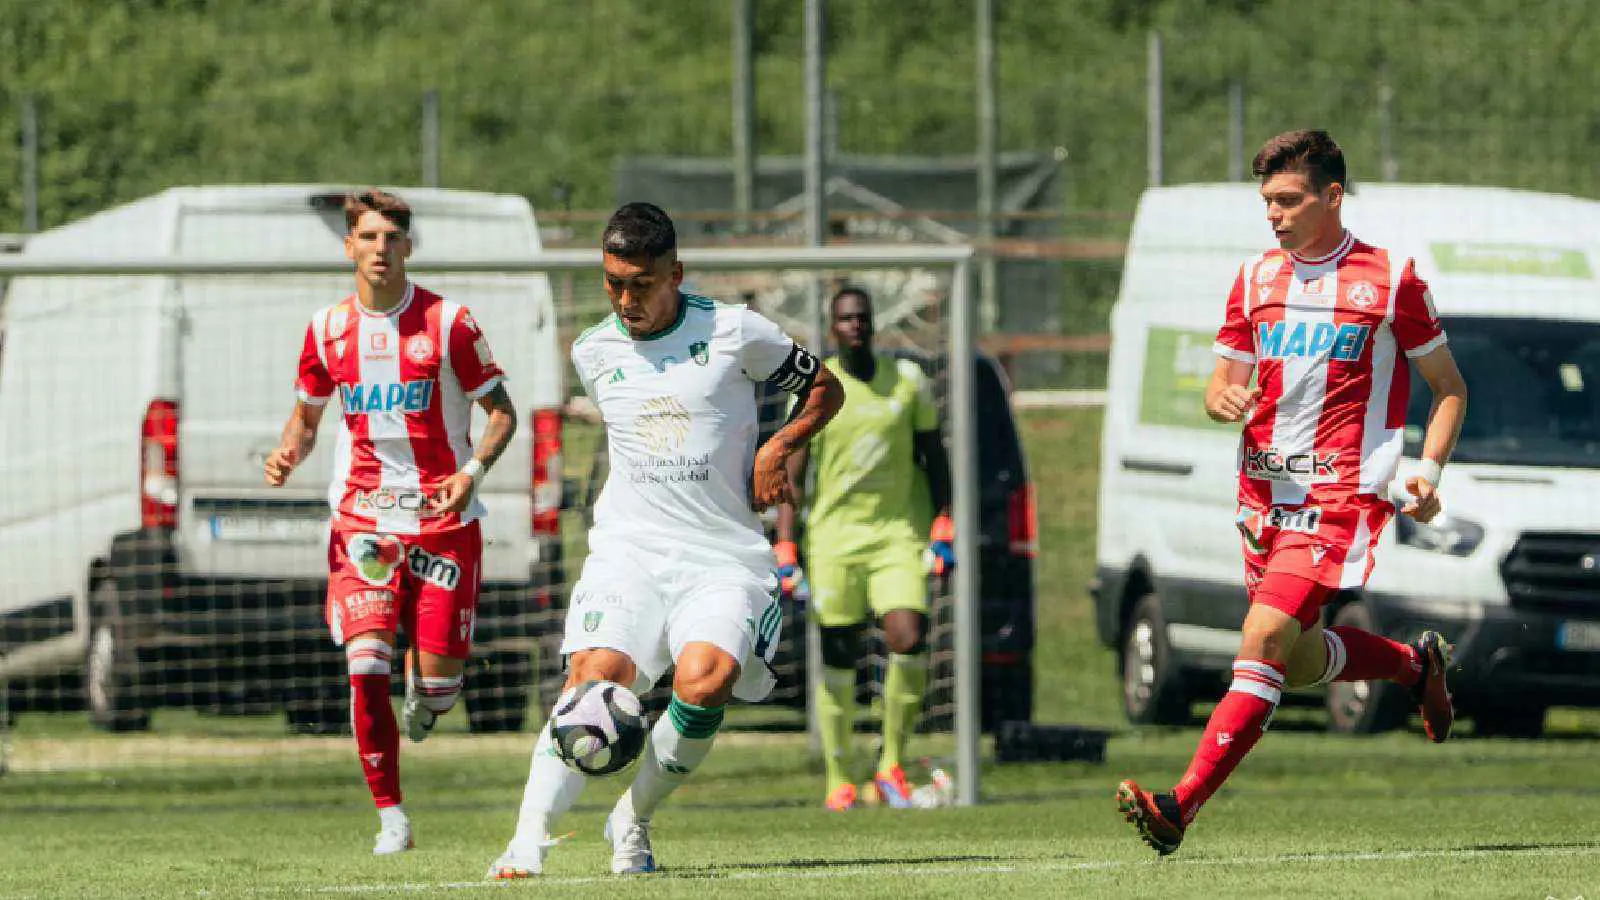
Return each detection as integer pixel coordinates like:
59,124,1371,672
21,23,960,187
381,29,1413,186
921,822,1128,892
465,374,504,401
1404,333,1448,359
297,389,331,407
1213,342,1257,364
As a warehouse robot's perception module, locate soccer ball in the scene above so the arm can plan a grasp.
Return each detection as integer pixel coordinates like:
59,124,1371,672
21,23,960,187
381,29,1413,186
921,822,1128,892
549,679,648,776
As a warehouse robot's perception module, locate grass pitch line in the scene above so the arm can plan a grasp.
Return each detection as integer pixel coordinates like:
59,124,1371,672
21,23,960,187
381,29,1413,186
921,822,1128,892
242,842,1600,895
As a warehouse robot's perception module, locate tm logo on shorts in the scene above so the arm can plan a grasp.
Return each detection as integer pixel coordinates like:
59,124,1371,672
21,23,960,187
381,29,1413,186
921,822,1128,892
348,534,405,585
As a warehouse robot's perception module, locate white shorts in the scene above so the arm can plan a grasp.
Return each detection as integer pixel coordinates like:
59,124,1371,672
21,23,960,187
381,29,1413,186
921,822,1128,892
559,541,782,702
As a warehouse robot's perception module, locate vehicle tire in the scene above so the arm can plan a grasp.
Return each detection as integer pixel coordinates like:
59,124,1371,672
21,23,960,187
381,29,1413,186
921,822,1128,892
466,650,532,733
1324,601,1410,735
1474,703,1546,739
282,642,349,735
86,580,152,732
1121,594,1191,726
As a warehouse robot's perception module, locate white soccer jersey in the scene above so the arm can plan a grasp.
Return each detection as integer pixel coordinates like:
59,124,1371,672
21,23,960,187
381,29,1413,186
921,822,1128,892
571,293,817,574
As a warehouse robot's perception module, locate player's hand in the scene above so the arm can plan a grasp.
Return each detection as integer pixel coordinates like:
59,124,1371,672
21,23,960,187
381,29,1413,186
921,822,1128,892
926,513,956,576
263,446,299,486
774,540,805,595
751,441,793,511
1207,385,1260,423
1402,475,1442,524
427,472,476,515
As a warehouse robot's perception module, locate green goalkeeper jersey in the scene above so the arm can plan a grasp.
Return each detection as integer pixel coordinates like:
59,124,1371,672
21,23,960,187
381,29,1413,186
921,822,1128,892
803,354,940,557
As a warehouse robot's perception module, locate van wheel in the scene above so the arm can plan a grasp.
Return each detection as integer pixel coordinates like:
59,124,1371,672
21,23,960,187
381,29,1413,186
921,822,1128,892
86,581,152,732
466,651,532,733
1121,595,1190,726
1324,601,1409,734
1474,703,1546,739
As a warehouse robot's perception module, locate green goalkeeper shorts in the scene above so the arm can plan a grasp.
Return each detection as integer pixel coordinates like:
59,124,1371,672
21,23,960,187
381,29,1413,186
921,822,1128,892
807,539,929,628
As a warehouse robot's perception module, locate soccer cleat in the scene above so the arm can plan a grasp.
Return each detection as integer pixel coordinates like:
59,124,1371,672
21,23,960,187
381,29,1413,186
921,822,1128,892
1410,631,1454,743
372,821,415,855
873,765,915,809
402,670,437,744
486,845,548,880
825,782,858,812
604,806,657,874
1116,779,1185,856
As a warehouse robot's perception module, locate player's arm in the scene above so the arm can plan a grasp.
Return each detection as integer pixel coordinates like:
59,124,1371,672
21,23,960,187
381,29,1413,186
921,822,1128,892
429,383,519,516
1401,344,1467,524
755,363,843,509
264,400,325,486
775,444,810,545
1204,357,1258,423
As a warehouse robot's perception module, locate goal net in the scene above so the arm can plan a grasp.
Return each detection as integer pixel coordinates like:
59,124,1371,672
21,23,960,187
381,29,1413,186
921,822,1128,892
0,246,992,803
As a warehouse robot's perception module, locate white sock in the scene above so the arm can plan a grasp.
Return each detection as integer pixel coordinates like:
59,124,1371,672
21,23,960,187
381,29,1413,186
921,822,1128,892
508,720,586,854
622,695,722,821
378,804,408,830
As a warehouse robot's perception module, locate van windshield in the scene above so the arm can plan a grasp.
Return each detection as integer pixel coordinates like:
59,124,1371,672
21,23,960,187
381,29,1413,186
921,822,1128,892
1406,316,1600,468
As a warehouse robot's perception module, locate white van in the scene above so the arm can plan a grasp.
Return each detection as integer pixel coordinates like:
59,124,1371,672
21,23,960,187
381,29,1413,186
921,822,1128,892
0,186,569,732
1093,183,1600,738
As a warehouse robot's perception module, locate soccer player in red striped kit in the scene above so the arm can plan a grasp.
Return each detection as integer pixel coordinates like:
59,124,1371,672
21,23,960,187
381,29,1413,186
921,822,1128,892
264,189,518,855
1117,131,1469,855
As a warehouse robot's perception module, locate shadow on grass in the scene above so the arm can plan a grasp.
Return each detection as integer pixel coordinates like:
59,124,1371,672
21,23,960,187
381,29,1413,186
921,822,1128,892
660,851,1064,878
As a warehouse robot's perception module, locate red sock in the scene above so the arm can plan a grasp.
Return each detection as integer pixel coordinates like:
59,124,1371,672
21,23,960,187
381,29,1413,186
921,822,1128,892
1325,626,1420,686
351,673,401,807
1173,658,1285,823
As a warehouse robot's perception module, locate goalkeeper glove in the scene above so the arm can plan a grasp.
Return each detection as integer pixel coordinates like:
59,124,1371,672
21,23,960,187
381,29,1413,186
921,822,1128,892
774,540,805,597
926,513,956,576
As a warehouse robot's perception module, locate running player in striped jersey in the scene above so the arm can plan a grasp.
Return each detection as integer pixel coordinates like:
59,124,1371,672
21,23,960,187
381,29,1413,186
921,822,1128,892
264,189,518,855
1117,131,1469,855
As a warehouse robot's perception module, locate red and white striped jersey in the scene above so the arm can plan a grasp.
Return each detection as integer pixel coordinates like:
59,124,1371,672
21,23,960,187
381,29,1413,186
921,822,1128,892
295,283,505,535
1213,230,1446,510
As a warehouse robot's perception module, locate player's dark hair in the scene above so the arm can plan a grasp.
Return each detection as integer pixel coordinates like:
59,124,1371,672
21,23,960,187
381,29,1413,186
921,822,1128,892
1252,130,1347,190
344,188,412,233
602,202,677,261
830,285,873,316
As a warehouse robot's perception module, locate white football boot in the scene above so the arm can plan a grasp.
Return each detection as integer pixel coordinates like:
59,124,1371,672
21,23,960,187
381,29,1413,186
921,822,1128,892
372,811,414,855
604,800,657,874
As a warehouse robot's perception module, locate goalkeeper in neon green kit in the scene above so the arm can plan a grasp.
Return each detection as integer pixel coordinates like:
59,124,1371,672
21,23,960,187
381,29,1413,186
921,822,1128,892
775,286,954,811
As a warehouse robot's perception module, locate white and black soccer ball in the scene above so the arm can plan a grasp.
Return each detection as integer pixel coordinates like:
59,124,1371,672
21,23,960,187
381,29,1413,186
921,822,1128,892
549,679,648,776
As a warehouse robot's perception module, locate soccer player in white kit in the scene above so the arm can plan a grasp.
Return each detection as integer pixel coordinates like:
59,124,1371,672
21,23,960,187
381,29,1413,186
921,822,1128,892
489,202,845,878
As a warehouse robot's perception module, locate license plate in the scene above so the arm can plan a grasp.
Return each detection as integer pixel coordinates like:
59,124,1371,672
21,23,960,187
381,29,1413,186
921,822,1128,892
1556,620,1600,652
209,515,326,544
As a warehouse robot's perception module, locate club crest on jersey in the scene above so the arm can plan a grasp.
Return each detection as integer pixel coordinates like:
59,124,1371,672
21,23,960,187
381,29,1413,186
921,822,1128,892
1256,321,1370,362
1346,280,1377,308
340,380,435,413
406,334,434,363
690,340,709,366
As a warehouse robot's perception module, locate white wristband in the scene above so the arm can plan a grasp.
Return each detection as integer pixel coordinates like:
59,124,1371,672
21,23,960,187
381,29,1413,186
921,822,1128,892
1416,458,1443,487
461,459,487,483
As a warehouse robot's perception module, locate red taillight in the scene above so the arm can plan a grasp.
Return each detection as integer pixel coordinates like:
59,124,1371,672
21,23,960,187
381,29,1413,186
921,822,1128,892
1008,483,1036,557
531,408,563,537
141,399,179,529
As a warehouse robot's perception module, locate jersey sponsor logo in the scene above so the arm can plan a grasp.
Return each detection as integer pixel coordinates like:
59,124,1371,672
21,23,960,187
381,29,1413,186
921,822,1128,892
1300,275,1332,302
406,545,462,590
1265,505,1323,534
1245,448,1339,484
1256,321,1370,362
636,395,692,454
768,343,820,393
371,332,389,352
1346,280,1377,308
353,487,440,518
339,380,435,413
348,534,404,586
405,334,434,362
342,588,396,620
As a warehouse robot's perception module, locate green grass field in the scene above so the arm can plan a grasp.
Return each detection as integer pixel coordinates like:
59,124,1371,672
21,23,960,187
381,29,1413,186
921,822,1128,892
3,408,1598,898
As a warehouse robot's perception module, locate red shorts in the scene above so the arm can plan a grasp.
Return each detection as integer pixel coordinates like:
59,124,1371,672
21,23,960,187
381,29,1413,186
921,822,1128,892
326,521,482,658
1236,500,1393,629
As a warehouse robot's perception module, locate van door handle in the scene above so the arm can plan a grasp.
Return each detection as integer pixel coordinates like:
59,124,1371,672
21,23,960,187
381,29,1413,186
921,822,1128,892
1120,457,1194,477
